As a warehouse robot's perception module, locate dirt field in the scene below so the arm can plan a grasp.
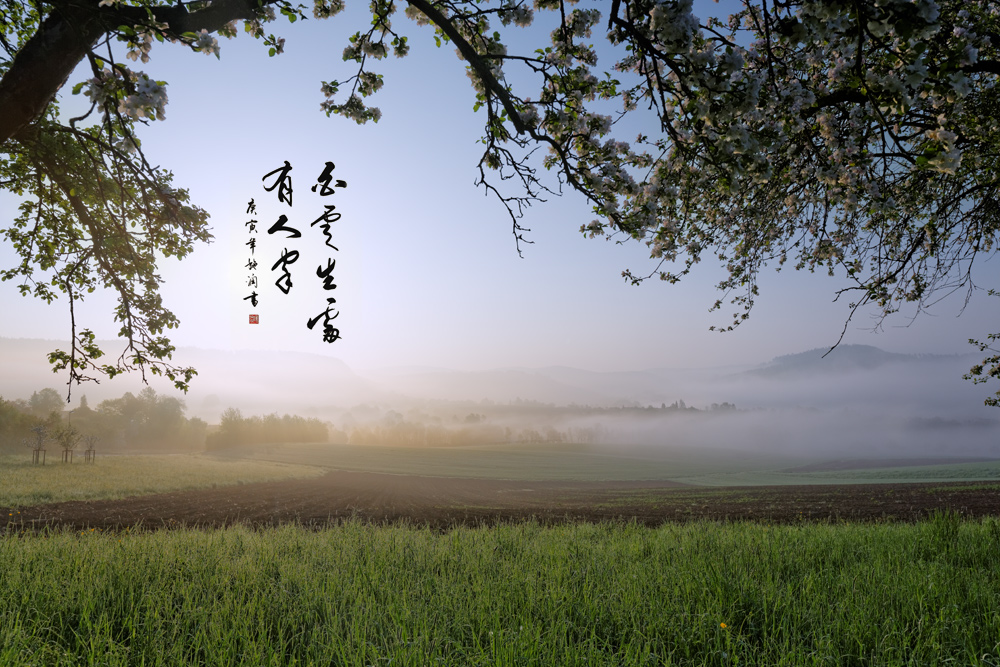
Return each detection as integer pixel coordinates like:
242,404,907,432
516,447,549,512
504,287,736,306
4,471,1000,532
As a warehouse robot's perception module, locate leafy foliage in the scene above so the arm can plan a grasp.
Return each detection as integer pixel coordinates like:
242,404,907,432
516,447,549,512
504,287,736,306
27,388,63,416
0,386,205,451
964,289,1000,406
54,423,81,452
1,0,999,403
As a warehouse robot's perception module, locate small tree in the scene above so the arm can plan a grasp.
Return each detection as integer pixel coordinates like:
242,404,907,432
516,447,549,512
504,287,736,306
83,434,99,463
26,425,47,465
55,425,82,463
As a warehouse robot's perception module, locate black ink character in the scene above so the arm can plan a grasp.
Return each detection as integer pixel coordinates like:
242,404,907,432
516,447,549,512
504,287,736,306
262,160,293,206
312,161,347,196
271,248,300,294
246,237,256,254
268,214,302,238
307,297,341,343
310,205,341,251
246,258,258,271
316,258,337,291
243,291,259,307
246,199,257,215
322,326,342,343
245,219,258,233
247,275,258,287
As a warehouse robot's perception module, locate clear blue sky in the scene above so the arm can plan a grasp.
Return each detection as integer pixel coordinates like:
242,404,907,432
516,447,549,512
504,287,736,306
1,0,997,374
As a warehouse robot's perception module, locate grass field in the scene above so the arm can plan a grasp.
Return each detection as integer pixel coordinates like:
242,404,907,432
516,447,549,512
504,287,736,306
221,442,820,481
669,459,1000,486
0,454,324,507
224,441,1000,486
3,454,1000,663
2,515,999,666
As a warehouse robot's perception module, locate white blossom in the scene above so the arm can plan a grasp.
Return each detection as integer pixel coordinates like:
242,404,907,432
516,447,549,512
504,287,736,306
192,29,220,57
119,73,168,121
500,5,534,27
82,69,115,107
313,0,345,19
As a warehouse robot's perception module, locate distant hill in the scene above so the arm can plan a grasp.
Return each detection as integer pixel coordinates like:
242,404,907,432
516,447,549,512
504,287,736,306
743,344,963,378
1,338,989,419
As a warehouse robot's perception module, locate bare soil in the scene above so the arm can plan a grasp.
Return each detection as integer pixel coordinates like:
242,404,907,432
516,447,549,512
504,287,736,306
4,471,1000,532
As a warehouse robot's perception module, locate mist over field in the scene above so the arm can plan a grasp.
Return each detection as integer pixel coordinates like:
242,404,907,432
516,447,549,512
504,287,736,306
1,337,997,461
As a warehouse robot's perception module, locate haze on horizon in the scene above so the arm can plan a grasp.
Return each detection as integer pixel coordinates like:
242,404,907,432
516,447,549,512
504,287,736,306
2,337,997,467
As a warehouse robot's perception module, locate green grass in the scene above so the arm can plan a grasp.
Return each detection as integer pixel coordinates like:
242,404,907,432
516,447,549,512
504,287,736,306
805,460,1000,482
0,454,324,507
230,441,814,481
227,442,1000,487
673,461,1000,487
2,516,999,665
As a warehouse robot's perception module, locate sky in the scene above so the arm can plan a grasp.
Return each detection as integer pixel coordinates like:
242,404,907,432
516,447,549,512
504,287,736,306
2,0,998,378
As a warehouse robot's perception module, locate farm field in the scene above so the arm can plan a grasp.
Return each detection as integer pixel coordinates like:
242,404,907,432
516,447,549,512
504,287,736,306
215,441,801,481
4,452,1000,664
219,441,1000,485
671,459,1000,486
5,469,1000,531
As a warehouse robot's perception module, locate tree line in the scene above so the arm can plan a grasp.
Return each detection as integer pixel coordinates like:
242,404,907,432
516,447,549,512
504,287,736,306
205,408,330,450
1,390,337,453
343,414,608,448
0,387,206,453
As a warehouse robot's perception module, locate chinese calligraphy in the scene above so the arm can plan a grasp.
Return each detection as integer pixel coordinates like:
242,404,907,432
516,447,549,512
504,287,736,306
271,248,300,295
261,160,294,206
243,160,348,343
244,198,259,314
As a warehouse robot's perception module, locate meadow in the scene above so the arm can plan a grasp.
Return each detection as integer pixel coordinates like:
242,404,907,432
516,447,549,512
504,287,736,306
2,515,999,665
225,441,1000,486
0,454,324,506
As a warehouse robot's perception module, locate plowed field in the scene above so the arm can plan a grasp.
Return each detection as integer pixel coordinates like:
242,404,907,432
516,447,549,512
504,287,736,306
4,471,1000,532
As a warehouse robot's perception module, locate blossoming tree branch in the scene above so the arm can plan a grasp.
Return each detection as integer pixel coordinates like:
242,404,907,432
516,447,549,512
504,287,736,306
1,0,999,403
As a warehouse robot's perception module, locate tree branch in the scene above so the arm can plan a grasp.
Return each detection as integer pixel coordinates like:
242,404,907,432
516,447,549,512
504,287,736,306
406,0,526,135
963,60,1000,76
0,0,276,144
1,1,105,143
